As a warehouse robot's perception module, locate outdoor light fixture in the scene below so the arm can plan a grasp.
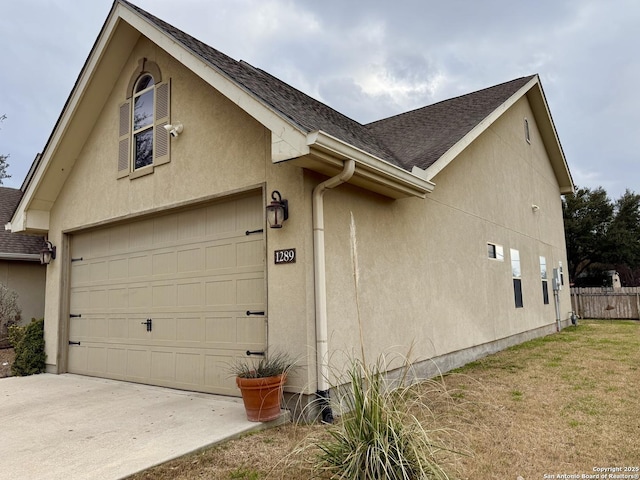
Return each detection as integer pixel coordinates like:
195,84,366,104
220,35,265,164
266,190,289,228
40,240,56,265
163,122,183,138
532,204,540,212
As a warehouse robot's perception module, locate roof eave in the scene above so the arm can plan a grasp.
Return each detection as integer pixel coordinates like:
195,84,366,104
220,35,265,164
0,253,41,262
424,75,574,195
116,3,311,162
296,130,434,199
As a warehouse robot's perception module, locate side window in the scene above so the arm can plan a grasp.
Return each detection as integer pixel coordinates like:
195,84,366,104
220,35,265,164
487,242,504,261
511,248,523,308
524,118,531,144
118,59,171,179
540,256,549,305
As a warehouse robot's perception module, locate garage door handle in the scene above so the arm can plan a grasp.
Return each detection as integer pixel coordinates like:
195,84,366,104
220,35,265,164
69,341,81,346
246,350,265,356
246,311,265,316
141,318,152,332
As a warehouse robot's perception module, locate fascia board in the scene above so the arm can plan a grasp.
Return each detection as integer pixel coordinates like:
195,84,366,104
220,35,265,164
424,76,540,183
424,75,574,195
307,130,435,197
118,7,310,161
527,82,575,195
0,253,41,262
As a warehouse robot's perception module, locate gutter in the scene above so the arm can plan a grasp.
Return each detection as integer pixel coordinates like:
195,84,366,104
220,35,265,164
0,253,41,262
313,158,356,423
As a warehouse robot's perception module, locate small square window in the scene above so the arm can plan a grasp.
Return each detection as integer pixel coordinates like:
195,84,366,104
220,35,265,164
487,243,504,261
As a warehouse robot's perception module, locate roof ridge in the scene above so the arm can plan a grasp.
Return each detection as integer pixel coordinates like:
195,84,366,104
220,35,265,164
367,75,537,126
120,1,402,166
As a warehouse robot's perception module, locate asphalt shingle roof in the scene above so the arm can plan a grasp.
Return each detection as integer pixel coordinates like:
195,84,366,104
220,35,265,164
366,76,536,171
0,187,44,256
122,0,535,174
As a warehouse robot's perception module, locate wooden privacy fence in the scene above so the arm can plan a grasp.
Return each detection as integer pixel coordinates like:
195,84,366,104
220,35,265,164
570,287,640,320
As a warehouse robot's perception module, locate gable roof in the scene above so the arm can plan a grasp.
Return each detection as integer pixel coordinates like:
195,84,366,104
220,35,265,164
0,187,43,260
122,0,402,169
367,76,536,171
7,0,573,234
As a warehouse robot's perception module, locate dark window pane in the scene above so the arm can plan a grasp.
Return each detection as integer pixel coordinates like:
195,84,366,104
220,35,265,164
542,281,549,305
488,244,496,258
135,74,154,93
134,89,154,130
513,278,523,308
134,129,153,169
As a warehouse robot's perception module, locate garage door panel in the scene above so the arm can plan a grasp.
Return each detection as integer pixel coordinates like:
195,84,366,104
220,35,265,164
127,349,151,379
108,317,128,338
72,263,90,285
152,251,176,275
175,353,203,385
107,348,126,375
91,230,110,256
129,254,152,277
151,351,175,381
109,258,128,279
177,247,203,273
129,220,154,248
177,282,203,306
129,286,151,308
90,262,108,282
178,209,206,240
87,346,107,373
68,193,266,395
68,345,87,372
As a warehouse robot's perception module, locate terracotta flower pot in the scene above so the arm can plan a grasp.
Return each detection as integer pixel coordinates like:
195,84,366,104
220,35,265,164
236,373,286,422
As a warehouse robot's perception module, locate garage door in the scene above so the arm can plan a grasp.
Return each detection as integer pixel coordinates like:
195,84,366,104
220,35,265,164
67,193,266,395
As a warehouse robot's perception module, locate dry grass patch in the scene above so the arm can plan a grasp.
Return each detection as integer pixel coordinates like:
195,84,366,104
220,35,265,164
127,320,640,479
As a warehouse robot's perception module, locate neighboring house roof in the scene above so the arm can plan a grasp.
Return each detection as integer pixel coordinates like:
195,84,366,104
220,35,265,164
7,0,574,234
0,187,43,260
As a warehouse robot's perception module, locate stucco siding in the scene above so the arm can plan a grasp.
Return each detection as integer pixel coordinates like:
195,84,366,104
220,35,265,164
0,260,46,325
318,95,571,381
41,36,313,374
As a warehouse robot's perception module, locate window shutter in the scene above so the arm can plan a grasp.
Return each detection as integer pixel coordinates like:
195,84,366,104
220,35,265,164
154,80,171,166
118,100,131,178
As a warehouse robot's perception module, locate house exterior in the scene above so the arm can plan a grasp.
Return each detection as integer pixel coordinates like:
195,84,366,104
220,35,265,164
0,186,46,326
7,0,573,412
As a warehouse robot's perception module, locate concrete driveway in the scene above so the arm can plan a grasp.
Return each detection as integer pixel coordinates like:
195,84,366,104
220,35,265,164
0,373,285,479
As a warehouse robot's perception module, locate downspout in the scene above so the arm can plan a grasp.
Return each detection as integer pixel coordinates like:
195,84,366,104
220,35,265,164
313,159,356,423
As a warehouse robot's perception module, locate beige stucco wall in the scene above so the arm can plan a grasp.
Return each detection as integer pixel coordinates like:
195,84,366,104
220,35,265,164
39,32,571,398
0,260,46,325
316,95,571,382
42,36,314,383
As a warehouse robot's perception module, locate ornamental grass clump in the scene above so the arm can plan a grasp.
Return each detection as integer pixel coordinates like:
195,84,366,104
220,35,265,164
315,357,452,480
229,351,295,379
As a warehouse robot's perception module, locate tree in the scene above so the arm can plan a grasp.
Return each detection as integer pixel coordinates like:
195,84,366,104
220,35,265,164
562,186,613,281
0,114,9,184
563,186,640,286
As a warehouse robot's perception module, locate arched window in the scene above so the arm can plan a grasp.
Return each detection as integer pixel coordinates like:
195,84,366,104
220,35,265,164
133,74,155,169
118,59,171,179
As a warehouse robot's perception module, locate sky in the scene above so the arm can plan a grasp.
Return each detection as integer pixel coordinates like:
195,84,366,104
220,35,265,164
0,0,638,199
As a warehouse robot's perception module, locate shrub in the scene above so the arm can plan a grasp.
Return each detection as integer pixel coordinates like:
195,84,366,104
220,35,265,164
314,358,452,480
0,284,21,347
10,318,46,376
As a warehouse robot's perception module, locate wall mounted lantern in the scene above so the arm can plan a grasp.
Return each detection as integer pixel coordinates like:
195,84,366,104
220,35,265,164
266,190,289,228
40,240,56,265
